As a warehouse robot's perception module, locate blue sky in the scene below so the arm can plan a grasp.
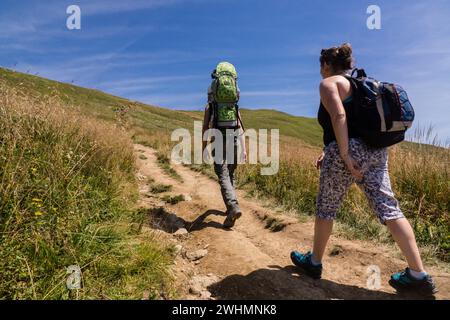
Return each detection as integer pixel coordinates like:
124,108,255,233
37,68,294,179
1,0,449,142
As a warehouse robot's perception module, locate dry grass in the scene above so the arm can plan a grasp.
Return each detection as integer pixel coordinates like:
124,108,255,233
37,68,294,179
236,135,449,261
0,84,173,299
134,119,449,262
8,64,442,264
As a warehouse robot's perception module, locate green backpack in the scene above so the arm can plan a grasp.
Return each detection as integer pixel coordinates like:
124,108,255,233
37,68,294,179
210,62,241,130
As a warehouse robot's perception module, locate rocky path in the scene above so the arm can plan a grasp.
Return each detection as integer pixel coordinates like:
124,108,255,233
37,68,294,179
134,144,449,300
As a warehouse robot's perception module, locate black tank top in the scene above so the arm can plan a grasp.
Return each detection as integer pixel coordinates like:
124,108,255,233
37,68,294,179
317,95,359,146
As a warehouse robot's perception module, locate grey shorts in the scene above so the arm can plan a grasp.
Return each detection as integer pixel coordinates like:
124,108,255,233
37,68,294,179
316,138,405,224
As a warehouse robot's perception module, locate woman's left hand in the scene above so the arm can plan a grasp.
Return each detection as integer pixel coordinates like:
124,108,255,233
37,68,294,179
316,152,325,170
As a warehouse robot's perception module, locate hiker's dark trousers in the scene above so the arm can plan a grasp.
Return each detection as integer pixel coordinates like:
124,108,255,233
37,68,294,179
213,139,241,215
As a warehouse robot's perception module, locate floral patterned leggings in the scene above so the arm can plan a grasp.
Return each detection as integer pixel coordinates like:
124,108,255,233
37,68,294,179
317,138,405,225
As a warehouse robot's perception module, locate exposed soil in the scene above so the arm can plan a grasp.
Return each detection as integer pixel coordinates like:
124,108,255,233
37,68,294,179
135,144,449,300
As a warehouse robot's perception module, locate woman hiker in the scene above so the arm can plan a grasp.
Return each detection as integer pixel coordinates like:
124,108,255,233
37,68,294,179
290,43,438,296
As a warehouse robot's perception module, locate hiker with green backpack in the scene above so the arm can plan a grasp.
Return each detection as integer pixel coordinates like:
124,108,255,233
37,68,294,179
202,62,246,228
290,43,438,296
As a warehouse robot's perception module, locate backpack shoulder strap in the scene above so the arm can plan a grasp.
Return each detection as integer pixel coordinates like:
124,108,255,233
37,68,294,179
343,74,365,123
344,75,359,98
351,68,367,78
209,102,218,129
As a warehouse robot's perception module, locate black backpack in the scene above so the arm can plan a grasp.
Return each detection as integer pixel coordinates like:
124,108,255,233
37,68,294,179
345,69,415,148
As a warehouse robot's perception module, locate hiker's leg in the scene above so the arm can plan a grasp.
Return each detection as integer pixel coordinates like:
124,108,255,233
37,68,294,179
312,218,333,263
313,142,353,263
359,147,424,272
386,218,424,272
214,161,240,215
228,162,237,187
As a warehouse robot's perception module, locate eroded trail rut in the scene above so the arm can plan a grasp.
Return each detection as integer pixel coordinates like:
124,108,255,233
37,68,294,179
134,144,449,300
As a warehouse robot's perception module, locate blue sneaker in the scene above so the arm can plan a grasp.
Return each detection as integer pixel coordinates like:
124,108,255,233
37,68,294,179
290,251,322,279
389,268,438,296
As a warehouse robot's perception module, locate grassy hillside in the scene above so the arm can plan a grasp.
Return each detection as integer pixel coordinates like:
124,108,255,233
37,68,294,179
0,67,324,299
0,72,175,299
0,67,323,146
188,109,322,147
0,68,192,130
1,67,448,266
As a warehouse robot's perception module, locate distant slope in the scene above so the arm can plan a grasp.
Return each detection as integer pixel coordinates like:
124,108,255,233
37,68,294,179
188,109,322,146
0,67,322,146
0,67,194,131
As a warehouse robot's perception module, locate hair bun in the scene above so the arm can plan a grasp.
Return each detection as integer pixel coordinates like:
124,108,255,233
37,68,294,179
338,43,352,58
320,43,354,70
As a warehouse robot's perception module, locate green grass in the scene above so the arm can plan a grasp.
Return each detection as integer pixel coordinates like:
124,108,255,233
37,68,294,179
150,184,173,194
0,68,196,135
156,153,184,183
186,108,323,147
1,67,448,265
0,81,174,299
0,68,323,147
161,195,185,205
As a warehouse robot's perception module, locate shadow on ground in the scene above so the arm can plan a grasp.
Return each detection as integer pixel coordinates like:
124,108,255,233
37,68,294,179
188,209,227,231
148,207,226,233
208,265,434,300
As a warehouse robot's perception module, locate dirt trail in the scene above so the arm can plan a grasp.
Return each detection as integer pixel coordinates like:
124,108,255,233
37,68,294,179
134,144,449,300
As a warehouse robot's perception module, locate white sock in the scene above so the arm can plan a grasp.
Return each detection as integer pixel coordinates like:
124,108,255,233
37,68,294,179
310,254,322,266
409,269,428,280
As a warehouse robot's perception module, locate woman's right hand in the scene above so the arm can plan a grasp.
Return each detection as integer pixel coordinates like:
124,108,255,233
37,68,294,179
342,154,364,181
316,152,325,170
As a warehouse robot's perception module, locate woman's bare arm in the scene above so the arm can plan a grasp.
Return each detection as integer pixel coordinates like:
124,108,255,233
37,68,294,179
320,78,363,180
320,79,349,159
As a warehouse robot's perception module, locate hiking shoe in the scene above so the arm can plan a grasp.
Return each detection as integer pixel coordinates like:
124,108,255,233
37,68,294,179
223,211,242,228
389,268,438,296
290,251,322,279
